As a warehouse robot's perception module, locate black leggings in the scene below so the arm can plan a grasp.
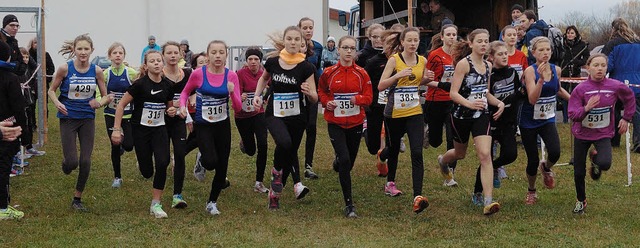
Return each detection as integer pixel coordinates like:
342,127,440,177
235,114,268,182
195,119,231,203
304,102,318,168
185,113,198,155
132,125,170,190
574,137,612,201
385,114,424,197
20,104,36,149
328,123,362,206
473,123,518,193
0,140,19,209
104,115,133,178
520,123,561,176
267,116,306,186
365,105,388,155
166,117,187,195
424,100,457,169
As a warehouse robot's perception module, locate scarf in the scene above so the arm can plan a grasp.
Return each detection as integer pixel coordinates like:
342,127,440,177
279,49,306,65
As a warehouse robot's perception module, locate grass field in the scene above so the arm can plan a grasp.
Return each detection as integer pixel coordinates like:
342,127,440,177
2,105,640,247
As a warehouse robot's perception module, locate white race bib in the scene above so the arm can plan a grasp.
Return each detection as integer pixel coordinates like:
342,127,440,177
467,85,488,102
441,65,455,83
582,106,611,128
510,64,524,79
377,89,389,105
333,93,360,117
533,95,556,120
273,92,300,117
172,93,181,108
140,102,165,127
242,92,256,112
107,92,131,111
68,83,96,100
493,81,514,101
201,95,228,123
393,86,419,110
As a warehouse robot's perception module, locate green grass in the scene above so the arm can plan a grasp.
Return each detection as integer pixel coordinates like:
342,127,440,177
2,105,640,247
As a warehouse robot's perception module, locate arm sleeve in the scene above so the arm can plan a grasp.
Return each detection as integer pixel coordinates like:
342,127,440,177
355,71,373,106
127,67,139,81
9,77,27,127
317,70,331,106
568,87,587,122
619,82,637,121
45,52,55,83
228,72,243,113
180,70,202,108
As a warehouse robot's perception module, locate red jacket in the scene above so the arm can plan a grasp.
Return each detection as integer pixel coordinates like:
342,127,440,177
319,62,372,129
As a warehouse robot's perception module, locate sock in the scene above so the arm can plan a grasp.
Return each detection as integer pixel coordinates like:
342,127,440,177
151,199,160,206
73,197,81,202
484,196,493,206
528,188,536,192
0,208,7,212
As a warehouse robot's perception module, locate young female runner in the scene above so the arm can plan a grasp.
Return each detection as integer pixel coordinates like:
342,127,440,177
48,34,111,211
318,36,372,217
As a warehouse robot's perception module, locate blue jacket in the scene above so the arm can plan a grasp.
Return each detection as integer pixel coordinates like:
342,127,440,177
603,37,640,94
141,44,161,64
519,19,548,65
306,40,324,76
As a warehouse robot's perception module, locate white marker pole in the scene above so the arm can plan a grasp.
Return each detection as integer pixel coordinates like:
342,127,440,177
625,80,633,186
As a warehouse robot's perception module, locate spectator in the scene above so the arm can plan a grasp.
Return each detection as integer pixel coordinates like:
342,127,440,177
140,35,161,64
558,25,590,124
180,39,192,68
1,15,27,76
418,0,455,55
18,47,44,156
602,17,640,151
517,10,549,65
28,37,55,90
510,4,524,26
321,36,338,68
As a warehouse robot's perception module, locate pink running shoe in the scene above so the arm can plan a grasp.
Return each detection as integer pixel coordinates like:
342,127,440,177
539,160,556,189
384,181,403,197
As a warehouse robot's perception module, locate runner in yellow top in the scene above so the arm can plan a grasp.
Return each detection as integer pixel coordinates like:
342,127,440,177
378,27,434,214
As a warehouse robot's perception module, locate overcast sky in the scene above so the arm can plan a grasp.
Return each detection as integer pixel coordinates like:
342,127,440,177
329,0,630,24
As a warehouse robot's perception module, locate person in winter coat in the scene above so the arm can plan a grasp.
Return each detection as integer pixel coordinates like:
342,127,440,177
517,10,550,65
560,26,589,77
321,36,338,68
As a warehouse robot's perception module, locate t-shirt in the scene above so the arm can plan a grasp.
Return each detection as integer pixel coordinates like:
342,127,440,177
263,57,315,120
426,47,453,102
127,75,173,126
508,50,528,79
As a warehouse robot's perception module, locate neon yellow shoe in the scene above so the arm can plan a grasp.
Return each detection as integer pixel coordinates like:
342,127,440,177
0,206,24,220
171,194,188,209
483,202,501,216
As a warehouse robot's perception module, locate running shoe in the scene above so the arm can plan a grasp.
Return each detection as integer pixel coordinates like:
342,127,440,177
412,195,429,214
294,182,310,200
0,206,24,220
304,165,319,179
26,148,46,156
493,169,501,188
193,152,205,182
589,149,601,180
171,194,188,209
15,152,31,160
384,181,403,197
483,202,501,215
399,137,407,153
268,189,279,210
111,178,123,188
254,181,269,193
376,149,388,177
149,203,168,219
471,192,484,207
443,178,458,187
438,155,457,186
71,200,89,212
573,200,587,214
270,168,283,193
344,205,358,218
538,160,556,189
525,191,538,205
497,166,508,179
206,201,220,215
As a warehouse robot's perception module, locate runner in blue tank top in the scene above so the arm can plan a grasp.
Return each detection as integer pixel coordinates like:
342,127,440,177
47,34,111,212
519,36,570,205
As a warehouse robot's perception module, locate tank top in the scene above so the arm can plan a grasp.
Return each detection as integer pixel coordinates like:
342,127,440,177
57,61,97,119
520,63,559,128
384,53,426,118
194,66,229,124
104,68,133,116
451,56,490,119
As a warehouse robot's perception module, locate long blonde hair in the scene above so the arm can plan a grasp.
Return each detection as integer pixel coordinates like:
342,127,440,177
59,34,93,59
611,17,640,43
266,26,304,59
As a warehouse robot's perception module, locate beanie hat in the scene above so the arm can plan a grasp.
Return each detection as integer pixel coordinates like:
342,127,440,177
148,35,156,40
180,39,189,46
511,4,524,13
0,41,11,61
245,47,263,61
441,17,453,27
3,14,18,29
327,36,336,43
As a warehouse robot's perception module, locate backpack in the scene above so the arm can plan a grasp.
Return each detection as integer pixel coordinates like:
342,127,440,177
543,24,565,64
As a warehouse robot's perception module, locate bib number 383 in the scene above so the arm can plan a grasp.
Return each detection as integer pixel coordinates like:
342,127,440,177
273,92,300,117
393,86,419,110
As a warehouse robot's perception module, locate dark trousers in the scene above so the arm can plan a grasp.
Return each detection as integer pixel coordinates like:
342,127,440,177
573,138,612,201
385,114,424,197
132,124,170,190
195,119,231,202
328,124,363,206
267,116,306,186
60,118,95,193
20,104,36,149
235,113,268,182
520,123,561,176
166,117,187,195
424,100,457,168
474,123,518,193
104,115,133,178
0,140,19,209
304,103,318,168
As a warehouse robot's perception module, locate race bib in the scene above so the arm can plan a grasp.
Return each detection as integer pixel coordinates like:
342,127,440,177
510,64,524,79
107,92,131,111
242,92,256,112
467,85,488,102
393,86,419,110
493,80,514,101
140,102,165,127
582,106,611,128
201,95,228,123
533,96,556,120
273,92,300,117
68,83,96,100
441,65,455,83
377,89,389,105
333,93,359,117
172,93,181,107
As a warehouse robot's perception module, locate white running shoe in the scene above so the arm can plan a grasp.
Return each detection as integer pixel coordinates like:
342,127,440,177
111,178,123,188
399,137,407,153
254,181,269,193
149,203,168,219
206,201,220,215
294,182,310,200
193,152,205,182
443,178,458,187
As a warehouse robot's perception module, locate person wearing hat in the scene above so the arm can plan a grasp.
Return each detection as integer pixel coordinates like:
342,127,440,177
140,35,161,64
180,39,193,68
1,14,27,76
0,40,27,220
321,36,338,69
511,4,524,26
